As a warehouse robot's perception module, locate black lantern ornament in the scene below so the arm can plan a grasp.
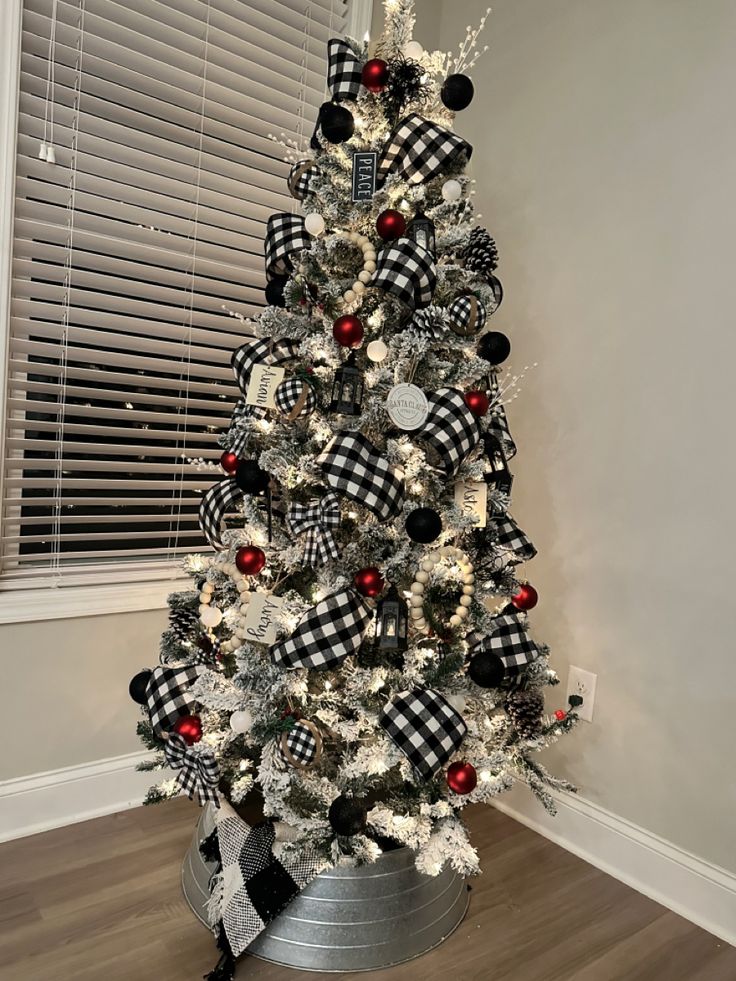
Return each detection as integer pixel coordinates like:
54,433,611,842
375,585,408,652
407,210,436,258
329,351,364,416
483,432,513,495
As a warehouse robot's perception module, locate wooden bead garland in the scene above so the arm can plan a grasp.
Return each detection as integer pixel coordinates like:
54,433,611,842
409,545,475,633
335,230,376,305
202,554,253,654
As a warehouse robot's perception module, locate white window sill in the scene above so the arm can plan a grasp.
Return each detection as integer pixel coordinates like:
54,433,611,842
0,575,191,624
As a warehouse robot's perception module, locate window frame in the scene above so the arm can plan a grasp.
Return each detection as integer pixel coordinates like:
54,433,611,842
0,0,372,623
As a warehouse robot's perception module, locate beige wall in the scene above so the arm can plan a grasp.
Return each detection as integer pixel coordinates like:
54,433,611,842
426,0,736,870
3,609,166,780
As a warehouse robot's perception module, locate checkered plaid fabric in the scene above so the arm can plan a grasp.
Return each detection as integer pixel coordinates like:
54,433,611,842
377,113,472,186
379,688,467,780
270,587,372,671
470,612,541,672
287,158,319,200
419,388,481,477
493,514,537,562
211,806,324,958
198,476,242,550
274,377,317,420
265,213,310,280
449,293,487,334
287,490,341,566
232,337,300,398
227,399,254,456
327,38,363,101
318,432,405,521
164,733,220,807
145,664,201,736
373,237,436,310
282,721,320,766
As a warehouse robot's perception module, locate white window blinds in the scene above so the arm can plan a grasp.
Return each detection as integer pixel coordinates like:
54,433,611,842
2,0,346,584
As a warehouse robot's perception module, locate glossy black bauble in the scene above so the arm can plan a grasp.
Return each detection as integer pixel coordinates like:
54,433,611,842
265,275,288,308
441,73,474,111
405,507,442,544
235,460,270,495
468,651,505,688
320,102,355,143
328,795,368,836
477,331,511,365
129,670,152,705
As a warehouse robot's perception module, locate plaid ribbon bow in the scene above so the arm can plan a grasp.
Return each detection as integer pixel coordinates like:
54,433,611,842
270,587,372,671
418,388,481,476
165,733,220,807
318,432,405,522
373,237,436,310
198,477,243,550
265,213,310,281
377,113,473,186
469,611,541,674
327,38,363,101
287,491,341,566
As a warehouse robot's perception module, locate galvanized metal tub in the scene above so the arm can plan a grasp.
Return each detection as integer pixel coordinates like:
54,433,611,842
182,803,469,973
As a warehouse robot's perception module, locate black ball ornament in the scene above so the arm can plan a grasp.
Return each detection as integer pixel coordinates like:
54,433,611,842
328,795,368,836
265,275,288,308
319,101,355,144
477,331,511,365
235,460,270,495
468,651,506,688
405,507,442,544
129,670,152,705
441,73,474,112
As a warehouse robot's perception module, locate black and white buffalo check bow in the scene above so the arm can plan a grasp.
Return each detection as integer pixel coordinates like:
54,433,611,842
145,664,201,737
287,158,319,200
270,587,372,671
165,732,220,807
210,807,324,959
373,237,436,310
265,213,310,280
232,336,300,398
327,38,363,101
318,432,405,522
287,490,341,566
199,476,244,550
379,688,468,780
470,612,541,673
493,514,537,562
377,113,472,185
418,388,481,477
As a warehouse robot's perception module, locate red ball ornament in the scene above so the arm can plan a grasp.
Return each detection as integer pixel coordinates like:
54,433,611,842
361,58,390,93
512,583,539,611
235,545,266,576
446,761,477,795
464,390,490,417
220,450,239,475
555,709,567,721
333,314,364,348
353,566,385,598
172,714,202,746
376,208,407,241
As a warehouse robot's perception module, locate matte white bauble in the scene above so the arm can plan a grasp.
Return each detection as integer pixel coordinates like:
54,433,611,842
445,693,467,714
200,605,223,628
442,179,462,203
230,709,253,734
404,40,424,59
366,339,388,362
304,212,325,236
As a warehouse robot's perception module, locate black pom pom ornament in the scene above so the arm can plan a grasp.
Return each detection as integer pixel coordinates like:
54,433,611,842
129,670,152,705
235,460,270,495
441,73,474,111
468,651,505,688
319,102,355,144
405,507,442,544
265,275,288,308
328,795,368,836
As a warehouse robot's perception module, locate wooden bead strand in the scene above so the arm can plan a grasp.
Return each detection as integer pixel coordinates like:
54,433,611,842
335,230,376,305
409,545,475,634
208,555,252,654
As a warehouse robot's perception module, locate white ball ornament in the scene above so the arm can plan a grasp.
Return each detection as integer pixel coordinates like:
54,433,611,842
442,179,462,203
366,339,388,362
200,605,223,628
304,212,325,236
230,709,253,734
445,693,467,714
405,40,424,59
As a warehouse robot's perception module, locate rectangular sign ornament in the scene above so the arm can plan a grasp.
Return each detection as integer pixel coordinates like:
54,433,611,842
242,593,284,646
352,151,377,202
454,480,488,528
245,363,285,410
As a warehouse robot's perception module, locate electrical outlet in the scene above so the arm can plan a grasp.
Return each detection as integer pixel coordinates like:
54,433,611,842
566,666,597,723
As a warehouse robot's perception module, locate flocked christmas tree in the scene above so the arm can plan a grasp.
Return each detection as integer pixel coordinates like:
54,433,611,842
129,2,579,972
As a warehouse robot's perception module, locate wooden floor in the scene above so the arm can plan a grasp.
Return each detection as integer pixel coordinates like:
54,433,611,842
0,800,733,981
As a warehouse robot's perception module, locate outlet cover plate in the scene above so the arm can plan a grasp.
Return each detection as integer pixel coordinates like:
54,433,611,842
566,666,597,722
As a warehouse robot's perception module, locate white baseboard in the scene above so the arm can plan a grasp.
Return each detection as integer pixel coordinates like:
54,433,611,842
0,751,155,842
492,786,736,948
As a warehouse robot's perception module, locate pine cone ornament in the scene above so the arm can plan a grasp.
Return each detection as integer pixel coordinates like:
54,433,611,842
462,227,499,276
169,606,199,643
505,690,544,738
410,305,450,339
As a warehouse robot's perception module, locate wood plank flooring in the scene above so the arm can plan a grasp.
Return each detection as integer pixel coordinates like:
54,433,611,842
0,800,733,981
